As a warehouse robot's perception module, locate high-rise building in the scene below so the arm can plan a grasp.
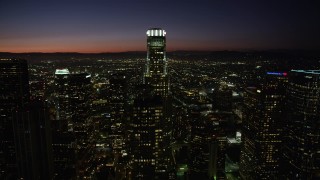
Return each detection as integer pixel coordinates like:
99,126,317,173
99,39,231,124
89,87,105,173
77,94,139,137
143,28,169,97
130,28,173,179
52,69,94,178
212,85,232,112
108,73,128,153
69,73,91,132
52,69,75,179
208,113,228,180
68,73,93,178
0,59,33,179
54,68,71,131
29,100,54,179
0,59,52,179
282,70,320,179
130,86,163,179
240,72,287,179
188,106,209,178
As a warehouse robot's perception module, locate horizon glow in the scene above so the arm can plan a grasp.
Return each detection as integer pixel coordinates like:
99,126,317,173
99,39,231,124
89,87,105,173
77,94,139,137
0,0,319,53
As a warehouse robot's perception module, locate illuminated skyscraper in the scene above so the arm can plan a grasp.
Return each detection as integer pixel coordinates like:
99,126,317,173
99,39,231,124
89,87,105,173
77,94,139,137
130,86,163,179
240,72,287,179
282,70,320,179
144,28,169,97
130,28,173,179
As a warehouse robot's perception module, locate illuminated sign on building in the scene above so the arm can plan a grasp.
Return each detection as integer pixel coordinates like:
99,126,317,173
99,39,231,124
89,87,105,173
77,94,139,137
266,72,287,76
291,69,320,74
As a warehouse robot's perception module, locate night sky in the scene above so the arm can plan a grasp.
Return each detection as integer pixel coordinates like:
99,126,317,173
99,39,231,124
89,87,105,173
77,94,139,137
1,0,319,53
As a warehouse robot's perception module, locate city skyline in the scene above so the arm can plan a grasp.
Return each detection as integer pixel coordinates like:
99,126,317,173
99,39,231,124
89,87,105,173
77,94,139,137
1,26,320,179
1,0,320,53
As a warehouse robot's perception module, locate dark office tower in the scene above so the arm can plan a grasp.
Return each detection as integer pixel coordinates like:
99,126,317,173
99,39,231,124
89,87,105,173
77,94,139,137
52,69,76,179
54,70,92,129
68,73,91,134
282,70,320,179
108,74,128,153
240,72,287,179
130,86,161,179
209,137,227,180
212,85,232,112
206,84,233,180
207,113,228,180
188,107,210,179
68,73,93,178
53,69,93,178
29,80,46,100
54,69,71,131
130,85,173,179
144,28,169,97
0,59,45,179
29,100,54,179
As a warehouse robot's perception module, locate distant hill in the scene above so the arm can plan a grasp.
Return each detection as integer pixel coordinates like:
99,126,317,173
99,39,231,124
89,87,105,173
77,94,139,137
0,50,319,63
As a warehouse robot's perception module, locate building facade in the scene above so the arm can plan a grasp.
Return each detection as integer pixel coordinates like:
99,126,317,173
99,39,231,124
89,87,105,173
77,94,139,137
282,70,320,179
53,69,93,178
143,28,169,97
130,28,173,179
0,59,52,179
240,72,287,179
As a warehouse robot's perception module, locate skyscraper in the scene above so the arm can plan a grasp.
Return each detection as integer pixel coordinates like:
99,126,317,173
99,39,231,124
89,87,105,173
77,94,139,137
0,59,32,179
144,28,169,97
54,68,71,131
68,73,93,178
52,69,76,179
212,85,232,112
240,72,287,179
52,69,93,178
108,73,128,153
130,28,173,179
130,86,163,179
0,59,52,179
282,70,320,179
28,100,54,179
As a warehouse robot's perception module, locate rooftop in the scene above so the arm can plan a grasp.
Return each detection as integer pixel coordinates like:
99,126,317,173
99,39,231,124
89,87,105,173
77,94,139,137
55,68,70,75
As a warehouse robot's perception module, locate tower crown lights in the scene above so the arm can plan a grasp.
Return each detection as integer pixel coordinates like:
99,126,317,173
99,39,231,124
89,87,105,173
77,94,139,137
146,28,166,37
